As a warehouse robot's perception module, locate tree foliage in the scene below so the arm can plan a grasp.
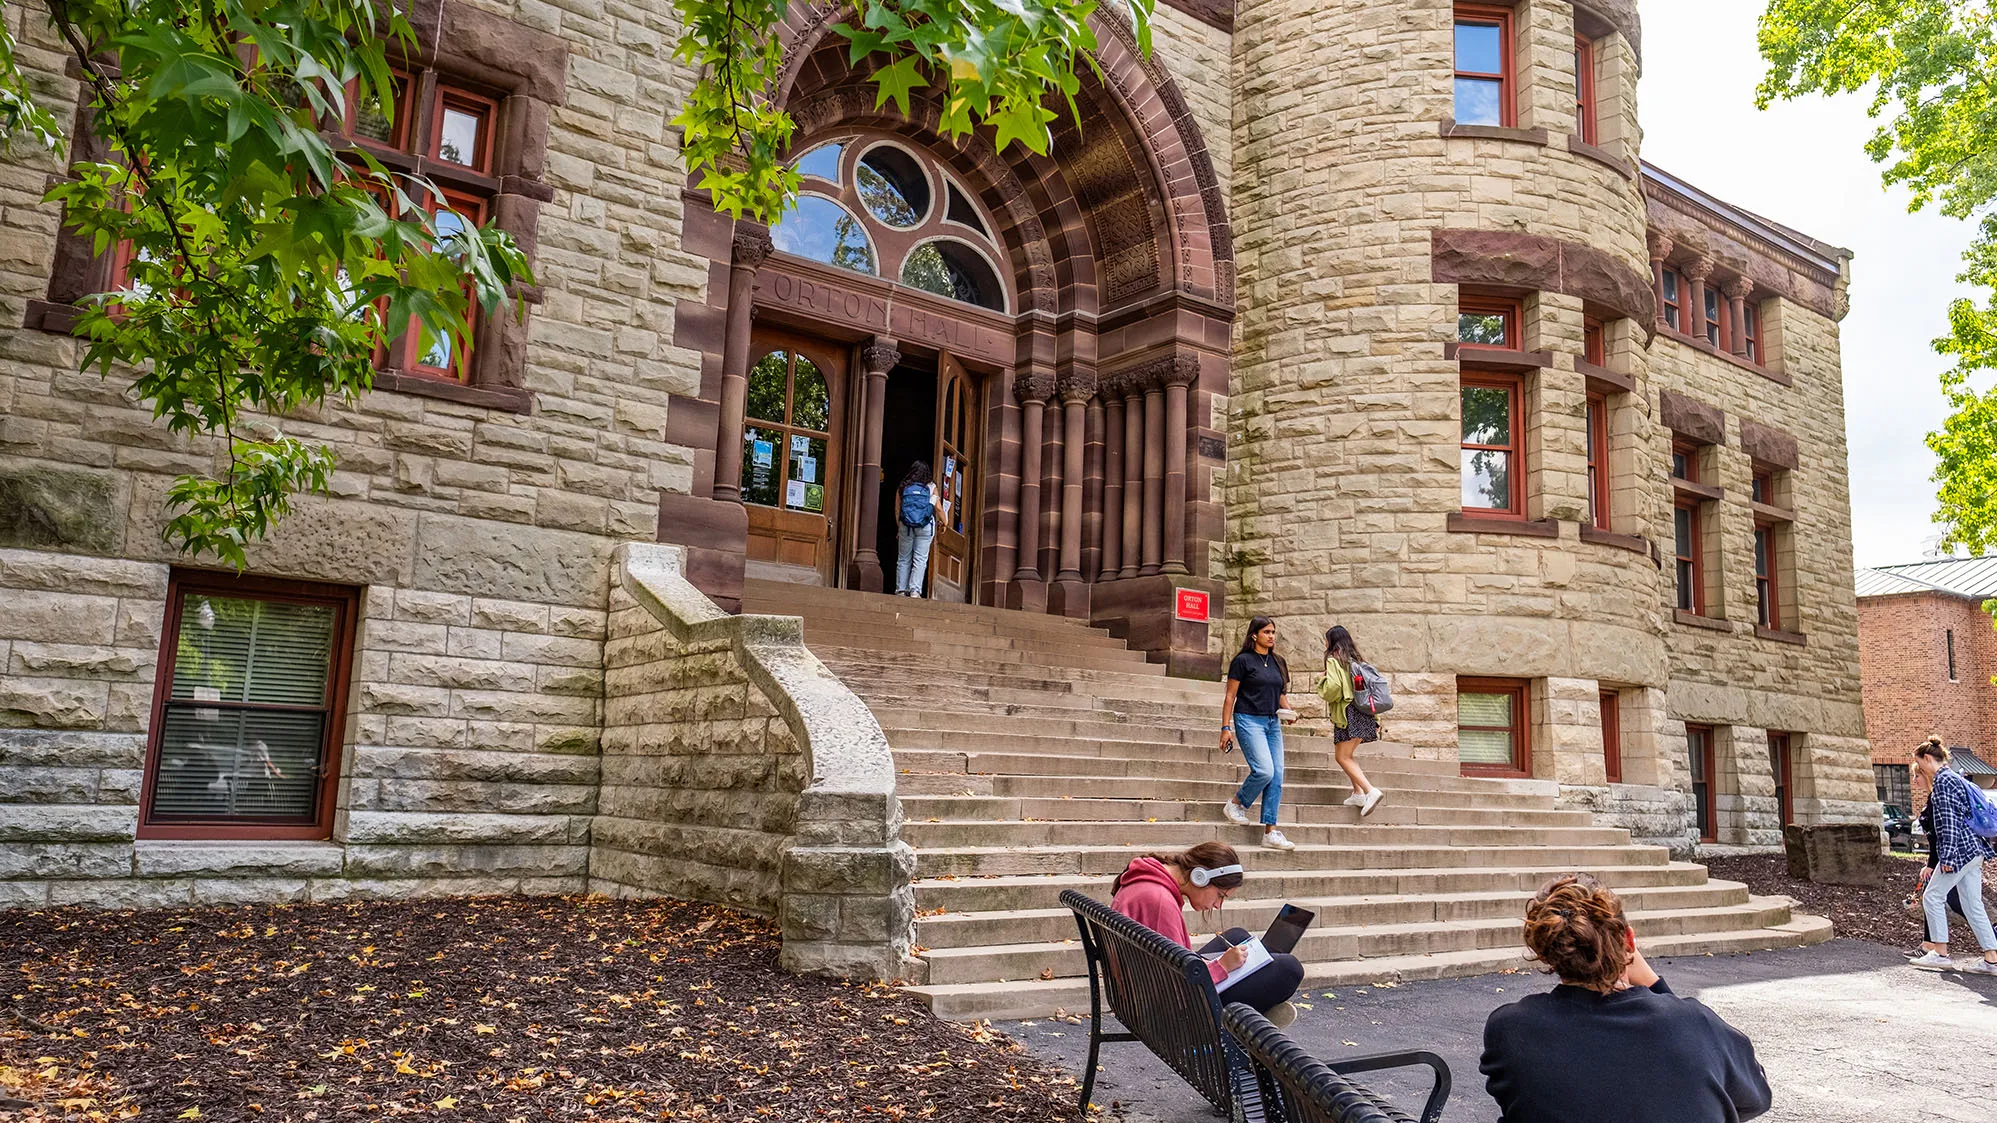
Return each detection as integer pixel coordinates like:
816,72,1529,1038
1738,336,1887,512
0,0,1147,565
1757,0,1997,553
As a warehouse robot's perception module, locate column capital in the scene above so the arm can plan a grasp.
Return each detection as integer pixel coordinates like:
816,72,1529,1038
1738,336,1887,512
1056,364,1098,404
1681,255,1716,283
1015,367,1056,404
860,336,900,376
1645,229,1674,263
1722,275,1755,300
732,225,773,269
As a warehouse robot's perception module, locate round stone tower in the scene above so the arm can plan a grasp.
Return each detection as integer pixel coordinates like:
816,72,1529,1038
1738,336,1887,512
1227,0,1668,794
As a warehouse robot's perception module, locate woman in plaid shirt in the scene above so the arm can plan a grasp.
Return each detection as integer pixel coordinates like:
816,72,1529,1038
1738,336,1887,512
1908,738,1997,973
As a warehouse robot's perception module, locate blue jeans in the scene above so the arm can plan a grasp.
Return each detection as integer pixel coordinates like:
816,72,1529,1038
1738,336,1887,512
1925,856,1997,950
896,520,935,595
1232,713,1284,826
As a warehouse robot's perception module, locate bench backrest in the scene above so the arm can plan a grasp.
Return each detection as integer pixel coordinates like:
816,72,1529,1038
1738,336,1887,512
1060,888,1256,1116
1221,1003,1414,1123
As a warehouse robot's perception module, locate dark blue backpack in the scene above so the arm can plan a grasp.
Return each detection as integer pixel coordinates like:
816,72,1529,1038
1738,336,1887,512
898,482,934,528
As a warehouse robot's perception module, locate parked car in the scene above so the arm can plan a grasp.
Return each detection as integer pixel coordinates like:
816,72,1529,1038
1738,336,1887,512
1883,803,1916,851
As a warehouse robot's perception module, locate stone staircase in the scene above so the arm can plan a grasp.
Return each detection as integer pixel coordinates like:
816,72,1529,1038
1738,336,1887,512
741,580,1832,1021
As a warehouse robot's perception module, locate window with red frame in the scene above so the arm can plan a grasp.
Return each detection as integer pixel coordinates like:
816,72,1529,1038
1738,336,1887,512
1703,284,1728,350
1768,732,1793,827
1459,677,1531,776
1586,392,1610,530
1600,689,1621,783
1574,35,1597,145
1454,6,1513,127
1743,301,1762,363
336,70,499,382
1673,498,1703,614
138,571,358,840
1583,317,1606,365
1658,266,1682,330
1671,440,1698,483
1751,468,1773,505
1688,724,1716,841
1754,523,1779,629
1461,373,1523,515
1458,295,1520,348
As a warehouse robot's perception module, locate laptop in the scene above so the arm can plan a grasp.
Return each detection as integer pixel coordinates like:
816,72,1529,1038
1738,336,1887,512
1199,903,1315,956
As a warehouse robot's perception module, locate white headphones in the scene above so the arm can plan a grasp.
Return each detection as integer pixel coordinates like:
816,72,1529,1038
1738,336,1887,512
1189,863,1244,887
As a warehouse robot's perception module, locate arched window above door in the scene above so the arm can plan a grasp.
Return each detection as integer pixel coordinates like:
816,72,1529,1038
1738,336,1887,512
773,131,1011,313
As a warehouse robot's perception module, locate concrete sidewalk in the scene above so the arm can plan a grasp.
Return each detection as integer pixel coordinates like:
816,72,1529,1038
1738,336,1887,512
1009,940,1997,1122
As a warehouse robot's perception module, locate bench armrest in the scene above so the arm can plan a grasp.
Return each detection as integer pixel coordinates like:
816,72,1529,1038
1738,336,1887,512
1327,1051,1452,1123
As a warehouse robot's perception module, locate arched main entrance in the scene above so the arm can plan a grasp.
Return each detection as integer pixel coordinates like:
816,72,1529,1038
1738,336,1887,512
665,6,1240,675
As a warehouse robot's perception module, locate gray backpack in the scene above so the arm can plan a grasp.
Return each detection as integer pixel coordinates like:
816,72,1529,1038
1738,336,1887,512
1351,661,1394,716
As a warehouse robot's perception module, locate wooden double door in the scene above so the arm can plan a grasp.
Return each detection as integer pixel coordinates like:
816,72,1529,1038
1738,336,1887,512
743,325,982,597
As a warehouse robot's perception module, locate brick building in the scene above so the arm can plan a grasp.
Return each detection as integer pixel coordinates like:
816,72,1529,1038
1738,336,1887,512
0,0,1876,972
1857,559,1997,811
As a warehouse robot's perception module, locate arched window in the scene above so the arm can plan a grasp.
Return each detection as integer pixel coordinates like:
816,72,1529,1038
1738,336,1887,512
770,195,877,276
775,132,1011,312
742,350,832,513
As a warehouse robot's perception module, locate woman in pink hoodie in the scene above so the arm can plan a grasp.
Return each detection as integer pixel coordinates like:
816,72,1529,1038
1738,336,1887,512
1111,841,1303,1026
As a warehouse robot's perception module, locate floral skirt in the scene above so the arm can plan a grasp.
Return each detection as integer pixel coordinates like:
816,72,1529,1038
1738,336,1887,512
1334,707,1379,744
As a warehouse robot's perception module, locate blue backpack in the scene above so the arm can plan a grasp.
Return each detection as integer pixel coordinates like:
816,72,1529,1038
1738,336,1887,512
898,482,934,528
1961,773,1997,840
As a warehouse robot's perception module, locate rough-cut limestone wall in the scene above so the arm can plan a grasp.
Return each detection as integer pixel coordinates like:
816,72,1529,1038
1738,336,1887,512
0,0,713,895
0,543,605,906
1151,4,1232,213
593,544,914,980
1227,0,1660,754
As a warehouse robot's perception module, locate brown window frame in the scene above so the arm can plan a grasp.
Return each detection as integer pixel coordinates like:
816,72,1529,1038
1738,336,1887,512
1459,676,1532,778
1750,468,1772,505
1574,34,1597,145
1586,391,1611,530
1460,370,1526,517
1743,301,1762,364
1753,523,1779,630
1657,265,1682,331
1600,689,1621,784
136,570,360,841
1948,628,1958,682
1458,294,1522,350
1671,438,1699,484
1768,731,1794,828
1688,723,1717,842
1453,5,1516,128
1583,316,1606,366
1673,496,1704,615
1703,283,1729,351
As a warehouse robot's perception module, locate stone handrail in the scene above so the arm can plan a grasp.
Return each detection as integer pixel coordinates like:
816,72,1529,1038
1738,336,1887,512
611,542,915,979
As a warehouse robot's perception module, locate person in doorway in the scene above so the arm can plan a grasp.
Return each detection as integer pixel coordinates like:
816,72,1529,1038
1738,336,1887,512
1907,737,1997,973
1480,875,1772,1123
894,460,939,598
1320,625,1385,816
1111,841,1303,1027
1221,616,1299,850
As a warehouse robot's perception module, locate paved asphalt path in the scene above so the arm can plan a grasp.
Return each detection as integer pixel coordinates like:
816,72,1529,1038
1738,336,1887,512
1008,940,1997,1122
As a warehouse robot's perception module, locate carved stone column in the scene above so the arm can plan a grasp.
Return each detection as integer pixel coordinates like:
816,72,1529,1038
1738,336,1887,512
1682,255,1715,343
1723,276,1755,357
1120,381,1143,579
850,338,899,593
1646,230,1674,330
1083,394,1105,581
1162,353,1195,576
1011,370,1054,593
1101,373,1126,580
1050,367,1095,616
1141,374,1165,576
711,226,772,503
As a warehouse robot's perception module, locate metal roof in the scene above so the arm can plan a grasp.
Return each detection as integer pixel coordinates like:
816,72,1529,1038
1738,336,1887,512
1641,164,1851,277
1856,557,1997,600
1951,748,1997,778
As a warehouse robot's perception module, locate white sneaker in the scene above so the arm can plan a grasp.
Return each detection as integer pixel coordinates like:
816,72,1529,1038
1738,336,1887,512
1262,830,1296,851
1965,958,1997,975
1264,1001,1298,1029
1908,950,1956,971
1222,799,1252,825
1359,788,1385,817
1342,790,1367,807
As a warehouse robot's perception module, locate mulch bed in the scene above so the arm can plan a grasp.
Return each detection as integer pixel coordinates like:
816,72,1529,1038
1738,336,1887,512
0,896,1093,1122
1704,853,1997,949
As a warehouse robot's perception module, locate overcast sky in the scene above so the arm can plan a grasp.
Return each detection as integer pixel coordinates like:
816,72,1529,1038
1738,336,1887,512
1636,1,1980,571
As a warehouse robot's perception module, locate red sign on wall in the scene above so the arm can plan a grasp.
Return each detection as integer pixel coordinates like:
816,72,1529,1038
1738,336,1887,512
1174,588,1210,623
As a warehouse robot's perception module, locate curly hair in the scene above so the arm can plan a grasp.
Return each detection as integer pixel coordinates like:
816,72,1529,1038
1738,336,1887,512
1522,874,1632,993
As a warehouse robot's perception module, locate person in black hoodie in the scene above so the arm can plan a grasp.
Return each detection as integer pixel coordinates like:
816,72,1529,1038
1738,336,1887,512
1480,875,1771,1123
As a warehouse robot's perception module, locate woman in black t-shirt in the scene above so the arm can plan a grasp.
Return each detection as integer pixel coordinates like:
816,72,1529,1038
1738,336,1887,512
1221,616,1298,850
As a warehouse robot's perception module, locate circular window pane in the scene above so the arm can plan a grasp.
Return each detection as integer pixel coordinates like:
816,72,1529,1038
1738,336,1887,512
900,240,1005,311
857,145,931,228
746,352,788,424
772,195,877,275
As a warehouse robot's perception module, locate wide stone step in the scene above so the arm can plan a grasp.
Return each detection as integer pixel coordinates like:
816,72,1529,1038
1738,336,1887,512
828,664,1208,699
896,795,1597,829
805,631,1160,667
744,582,1119,637
913,842,1669,879
908,862,1720,913
876,718,1458,766
892,752,1546,797
894,772,1562,810
916,880,1754,949
905,912,1834,1021
897,819,1631,850
775,610,1139,649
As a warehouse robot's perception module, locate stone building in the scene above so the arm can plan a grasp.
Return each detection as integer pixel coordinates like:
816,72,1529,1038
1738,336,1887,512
0,0,1874,983
1857,559,1997,811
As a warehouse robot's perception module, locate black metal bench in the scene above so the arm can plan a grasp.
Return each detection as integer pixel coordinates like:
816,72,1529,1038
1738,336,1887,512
1222,1002,1452,1123
1062,888,1267,1120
